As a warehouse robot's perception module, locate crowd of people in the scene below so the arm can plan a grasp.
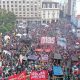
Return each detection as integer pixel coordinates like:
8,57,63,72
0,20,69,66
0,20,79,80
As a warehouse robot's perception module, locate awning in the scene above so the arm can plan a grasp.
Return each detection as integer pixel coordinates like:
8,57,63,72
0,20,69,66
54,53,62,59
71,56,78,61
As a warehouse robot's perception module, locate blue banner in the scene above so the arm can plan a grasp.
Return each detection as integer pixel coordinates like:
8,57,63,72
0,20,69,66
52,66,63,76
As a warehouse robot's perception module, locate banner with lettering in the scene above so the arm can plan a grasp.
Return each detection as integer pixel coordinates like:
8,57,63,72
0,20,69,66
30,71,39,80
41,37,55,44
8,71,26,80
39,70,48,80
30,70,48,80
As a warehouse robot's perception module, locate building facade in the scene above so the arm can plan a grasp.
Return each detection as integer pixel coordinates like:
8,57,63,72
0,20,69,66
41,1,60,23
0,0,60,24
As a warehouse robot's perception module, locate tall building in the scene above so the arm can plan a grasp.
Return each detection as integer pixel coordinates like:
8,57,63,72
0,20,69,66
0,0,61,24
0,0,41,25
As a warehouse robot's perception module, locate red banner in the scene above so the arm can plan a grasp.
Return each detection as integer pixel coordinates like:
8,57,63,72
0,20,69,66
30,70,48,80
41,37,55,44
8,74,18,80
8,71,26,80
18,71,26,80
39,70,48,80
30,71,39,80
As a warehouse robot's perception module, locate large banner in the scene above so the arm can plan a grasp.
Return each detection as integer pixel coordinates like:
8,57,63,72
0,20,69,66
30,70,48,80
30,71,39,80
41,37,55,44
8,71,26,80
39,70,48,80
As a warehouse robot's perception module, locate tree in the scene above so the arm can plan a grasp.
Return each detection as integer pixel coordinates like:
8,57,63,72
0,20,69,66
0,9,16,34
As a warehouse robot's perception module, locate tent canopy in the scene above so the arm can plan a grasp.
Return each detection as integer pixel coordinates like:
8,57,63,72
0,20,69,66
54,53,62,59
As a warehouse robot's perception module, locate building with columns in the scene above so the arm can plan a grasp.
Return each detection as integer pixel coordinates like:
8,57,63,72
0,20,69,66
41,1,60,23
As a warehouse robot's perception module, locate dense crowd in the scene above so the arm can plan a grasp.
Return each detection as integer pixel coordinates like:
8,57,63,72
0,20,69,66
0,20,79,80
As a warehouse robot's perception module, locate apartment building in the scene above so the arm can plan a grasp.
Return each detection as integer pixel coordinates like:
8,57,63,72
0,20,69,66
0,0,60,24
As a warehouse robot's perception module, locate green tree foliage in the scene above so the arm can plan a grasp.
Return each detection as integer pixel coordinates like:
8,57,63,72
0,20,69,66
0,9,16,33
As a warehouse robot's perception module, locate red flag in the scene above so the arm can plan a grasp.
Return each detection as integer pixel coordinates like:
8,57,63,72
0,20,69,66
8,71,27,80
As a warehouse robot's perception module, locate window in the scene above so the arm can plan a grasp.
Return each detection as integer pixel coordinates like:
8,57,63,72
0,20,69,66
50,3,52,8
19,1,21,3
11,5,13,7
11,1,13,3
15,1,17,3
19,5,21,7
27,1,29,3
35,14,37,17
31,12,33,14
23,15,25,16
31,1,33,3
19,8,21,11
19,15,22,17
15,5,17,7
23,12,25,14
55,4,57,8
27,8,29,11
3,1,5,3
19,12,22,14
3,5,5,8
23,1,25,3
15,12,18,14
35,5,37,7
35,13,37,15
27,15,29,17
31,8,33,11
15,8,17,11
11,8,14,11
23,9,25,11
35,2,37,4
7,1,9,3
39,14,41,17
23,6,25,8
35,8,37,10
42,4,46,8
7,5,9,7
0,5,1,8
31,6,33,7
27,5,29,7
